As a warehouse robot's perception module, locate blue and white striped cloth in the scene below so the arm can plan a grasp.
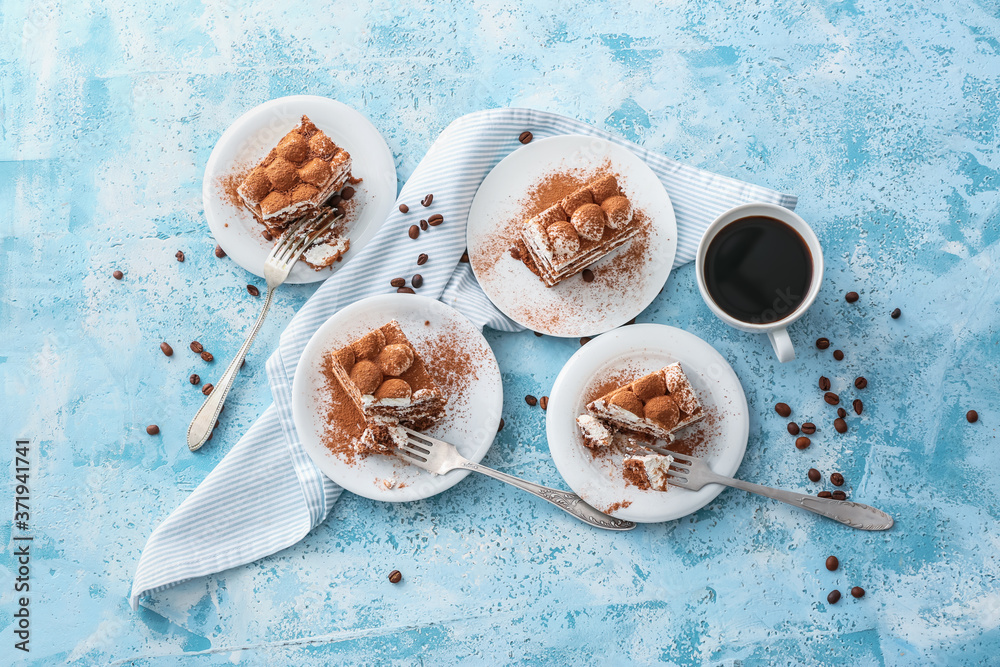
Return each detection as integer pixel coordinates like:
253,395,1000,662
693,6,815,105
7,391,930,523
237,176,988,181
130,108,797,609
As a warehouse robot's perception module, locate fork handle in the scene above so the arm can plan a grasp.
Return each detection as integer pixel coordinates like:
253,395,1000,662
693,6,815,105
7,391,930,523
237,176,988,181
186,287,275,451
710,474,894,531
459,461,636,531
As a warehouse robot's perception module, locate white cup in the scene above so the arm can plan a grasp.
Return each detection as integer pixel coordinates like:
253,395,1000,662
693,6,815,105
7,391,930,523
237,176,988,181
695,203,824,363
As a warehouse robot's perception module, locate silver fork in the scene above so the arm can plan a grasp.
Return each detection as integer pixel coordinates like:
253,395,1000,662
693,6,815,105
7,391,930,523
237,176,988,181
187,209,342,451
397,428,636,531
652,447,894,530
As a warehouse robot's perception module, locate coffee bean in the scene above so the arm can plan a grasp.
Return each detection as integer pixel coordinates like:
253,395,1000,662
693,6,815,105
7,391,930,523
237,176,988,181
388,570,402,584
795,436,811,450
818,491,833,498
787,422,800,435
497,418,505,432
201,351,214,362
146,425,159,435
421,194,433,207
417,253,428,266
175,250,185,262
851,586,865,599
411,274,424,289
419,219,428,231
525,395,538,406
202,383,214,395
967,410,979,423
891,308,901,319
834,417,847,433
819,376,831,391
510,246,521,261
189,374,200,385
775,402,792,417
328,194,343,208
582,269,595,283
832,490,847,500
397,287,415,294
625,317,636,326
824,392,840,405
580,337,591,345
460,252,469,263
190,341,203,353
533,331,543,337
816,337,830,349
853,399,863,415
854,376,868,389
830,472,845,486
826,555,839,571
833,350,844,361
113,270,124,280
519,131,533,144
827,590,841,604
808,468,821,482
247,284,260,297
845,291,859,303
837,407,847,418
408,225,419,239
398,203,409,213
215,244,226,258
262,229,273,241
801,422,816,434
390,278,405,288
428,213,444,226
341,186,355,200
540,396,548,410
160,342,173,357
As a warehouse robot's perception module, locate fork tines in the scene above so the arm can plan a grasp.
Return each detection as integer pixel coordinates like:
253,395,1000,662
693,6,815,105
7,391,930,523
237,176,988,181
271,208,342,264
397,438,431,463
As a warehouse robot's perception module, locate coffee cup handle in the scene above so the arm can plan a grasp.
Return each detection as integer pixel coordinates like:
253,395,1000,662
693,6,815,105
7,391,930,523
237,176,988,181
768,327,795,363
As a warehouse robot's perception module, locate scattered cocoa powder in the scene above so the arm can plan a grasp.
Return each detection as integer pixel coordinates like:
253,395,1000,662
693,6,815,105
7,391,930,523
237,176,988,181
604,500,632,513
221,169,250,210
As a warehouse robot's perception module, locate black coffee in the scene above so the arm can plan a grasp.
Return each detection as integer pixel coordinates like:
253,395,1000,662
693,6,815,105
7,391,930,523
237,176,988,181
703,216,812,324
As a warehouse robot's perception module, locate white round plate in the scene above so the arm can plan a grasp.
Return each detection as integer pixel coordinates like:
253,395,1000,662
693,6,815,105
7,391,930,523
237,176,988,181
203,95,397,284
292,294,503,502
547,324,749,523
467,134,677,337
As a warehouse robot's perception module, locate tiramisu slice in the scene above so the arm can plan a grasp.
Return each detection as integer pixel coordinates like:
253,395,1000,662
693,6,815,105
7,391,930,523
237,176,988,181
585,363,703,442
622,453,674,491
237,115,352,269
519,174,639,287
328,320,446,454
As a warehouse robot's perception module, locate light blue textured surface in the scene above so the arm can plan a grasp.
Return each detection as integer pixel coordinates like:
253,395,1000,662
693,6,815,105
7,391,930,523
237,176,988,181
1,1,998,665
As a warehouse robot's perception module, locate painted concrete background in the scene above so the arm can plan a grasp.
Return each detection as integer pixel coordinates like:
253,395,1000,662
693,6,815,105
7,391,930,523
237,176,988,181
2,0,999,664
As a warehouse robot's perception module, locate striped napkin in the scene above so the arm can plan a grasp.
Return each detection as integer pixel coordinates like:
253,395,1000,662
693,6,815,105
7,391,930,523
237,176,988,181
130,108,796,609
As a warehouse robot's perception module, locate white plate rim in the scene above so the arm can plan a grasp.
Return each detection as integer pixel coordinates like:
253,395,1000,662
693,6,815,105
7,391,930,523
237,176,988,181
202,95,397,284
466,134,677,337
292,294,503,502
546,323,749,522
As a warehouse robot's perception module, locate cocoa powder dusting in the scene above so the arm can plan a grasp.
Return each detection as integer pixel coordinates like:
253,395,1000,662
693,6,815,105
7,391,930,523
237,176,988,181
604,500,633,513
421,322,482,425
319,351,368,465
221,168,251,210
